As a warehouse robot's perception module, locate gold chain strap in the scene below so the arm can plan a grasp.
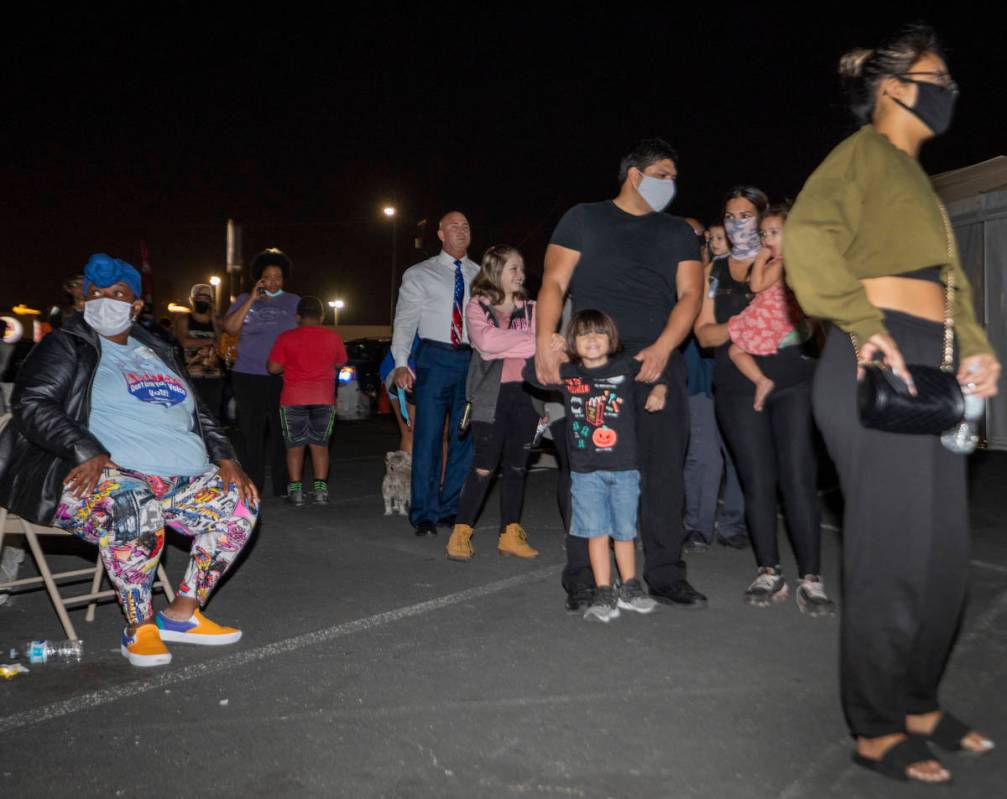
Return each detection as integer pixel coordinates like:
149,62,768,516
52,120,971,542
936,201,956,372
849,201,956,371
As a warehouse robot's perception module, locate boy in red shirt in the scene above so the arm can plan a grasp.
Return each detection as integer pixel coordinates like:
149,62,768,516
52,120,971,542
267,296,348,505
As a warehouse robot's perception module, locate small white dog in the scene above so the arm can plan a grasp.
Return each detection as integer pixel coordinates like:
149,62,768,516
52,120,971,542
382,450,411,516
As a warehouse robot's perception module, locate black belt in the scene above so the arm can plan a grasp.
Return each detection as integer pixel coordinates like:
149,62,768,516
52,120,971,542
420,338,471,353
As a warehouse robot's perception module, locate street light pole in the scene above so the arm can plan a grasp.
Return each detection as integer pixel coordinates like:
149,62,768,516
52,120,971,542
328,298,345,327
384,206,397,326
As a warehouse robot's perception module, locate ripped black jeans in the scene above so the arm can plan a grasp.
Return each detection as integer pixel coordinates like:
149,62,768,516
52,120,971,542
455,382,540,531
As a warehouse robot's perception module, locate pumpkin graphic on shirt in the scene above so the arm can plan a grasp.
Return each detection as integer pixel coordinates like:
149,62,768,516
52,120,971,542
592,426,617,449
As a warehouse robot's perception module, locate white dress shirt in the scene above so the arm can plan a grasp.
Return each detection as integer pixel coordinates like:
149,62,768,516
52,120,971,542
391,250,480,369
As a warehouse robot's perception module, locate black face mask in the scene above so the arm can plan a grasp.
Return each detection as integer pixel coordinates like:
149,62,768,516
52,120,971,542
193,300,211,314
891,78,958,136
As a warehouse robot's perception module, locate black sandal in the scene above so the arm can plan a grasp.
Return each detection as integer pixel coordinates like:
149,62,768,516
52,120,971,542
917,712,994,755
851,736,951,784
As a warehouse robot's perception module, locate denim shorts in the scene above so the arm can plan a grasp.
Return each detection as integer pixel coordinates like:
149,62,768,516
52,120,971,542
280,404,336,447
570,469,640,541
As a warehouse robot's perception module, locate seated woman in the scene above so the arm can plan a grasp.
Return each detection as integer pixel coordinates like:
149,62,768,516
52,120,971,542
0,254,259,668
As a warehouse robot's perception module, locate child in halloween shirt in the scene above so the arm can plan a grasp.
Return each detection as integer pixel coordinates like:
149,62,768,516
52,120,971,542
525,309,666,622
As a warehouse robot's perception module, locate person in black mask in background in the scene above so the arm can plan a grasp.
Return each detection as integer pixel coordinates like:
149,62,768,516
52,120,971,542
174,283,225,418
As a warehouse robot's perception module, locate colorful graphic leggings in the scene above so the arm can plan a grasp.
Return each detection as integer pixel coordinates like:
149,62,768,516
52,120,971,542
53,466,258,624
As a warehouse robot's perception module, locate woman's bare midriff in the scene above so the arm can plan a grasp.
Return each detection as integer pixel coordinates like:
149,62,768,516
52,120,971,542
860,276,945,324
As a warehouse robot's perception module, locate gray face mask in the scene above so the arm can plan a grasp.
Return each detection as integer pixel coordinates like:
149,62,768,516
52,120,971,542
637,175,677,213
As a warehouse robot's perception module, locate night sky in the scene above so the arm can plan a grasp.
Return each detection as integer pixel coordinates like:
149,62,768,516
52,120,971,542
6,5,1006,324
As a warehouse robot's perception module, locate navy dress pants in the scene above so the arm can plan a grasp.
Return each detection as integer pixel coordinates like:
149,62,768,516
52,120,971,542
409,343,474,526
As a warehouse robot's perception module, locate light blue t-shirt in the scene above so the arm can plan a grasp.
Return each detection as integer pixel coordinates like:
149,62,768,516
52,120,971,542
88,337,211,477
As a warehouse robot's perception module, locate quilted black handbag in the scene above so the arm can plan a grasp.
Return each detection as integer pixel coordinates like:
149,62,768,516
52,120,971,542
857,361,964,434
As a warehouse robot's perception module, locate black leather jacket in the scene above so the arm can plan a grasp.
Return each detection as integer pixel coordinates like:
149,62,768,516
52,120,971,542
0,315,236,525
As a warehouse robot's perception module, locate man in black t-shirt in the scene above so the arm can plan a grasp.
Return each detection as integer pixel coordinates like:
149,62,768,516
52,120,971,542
535,138,705,610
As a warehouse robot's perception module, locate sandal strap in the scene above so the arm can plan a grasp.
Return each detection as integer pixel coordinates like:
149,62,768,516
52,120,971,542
880,736,937,775
929,712,971,751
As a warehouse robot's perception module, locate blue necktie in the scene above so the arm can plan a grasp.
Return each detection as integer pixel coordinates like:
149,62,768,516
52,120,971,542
450,260,464,346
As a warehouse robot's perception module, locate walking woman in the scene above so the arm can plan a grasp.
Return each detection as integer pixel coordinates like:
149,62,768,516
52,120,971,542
786,24,1000,784
694,187,832,613
222,249,300,496
445,245,540,561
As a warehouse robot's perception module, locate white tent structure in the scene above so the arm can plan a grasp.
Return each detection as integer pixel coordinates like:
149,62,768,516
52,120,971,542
933,156,1007,449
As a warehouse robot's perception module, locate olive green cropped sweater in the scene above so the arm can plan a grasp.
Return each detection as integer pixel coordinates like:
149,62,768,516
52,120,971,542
785,125,991,360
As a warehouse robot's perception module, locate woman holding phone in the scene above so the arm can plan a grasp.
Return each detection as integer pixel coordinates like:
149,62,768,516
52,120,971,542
222,248,300,496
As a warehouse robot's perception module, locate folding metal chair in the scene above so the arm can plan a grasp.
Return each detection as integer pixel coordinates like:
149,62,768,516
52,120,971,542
0,506,174,641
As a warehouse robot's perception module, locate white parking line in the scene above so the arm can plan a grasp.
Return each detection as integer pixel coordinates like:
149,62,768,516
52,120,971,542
0,565,560,734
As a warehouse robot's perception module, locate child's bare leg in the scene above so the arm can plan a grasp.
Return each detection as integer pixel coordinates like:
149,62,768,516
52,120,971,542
613,540,637,583
729,343,775,411
286,446,306,483
308,444,330,484
588,535,613,587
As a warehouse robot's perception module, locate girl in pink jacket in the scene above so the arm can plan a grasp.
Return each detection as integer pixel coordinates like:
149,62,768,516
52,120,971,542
445,245,542,562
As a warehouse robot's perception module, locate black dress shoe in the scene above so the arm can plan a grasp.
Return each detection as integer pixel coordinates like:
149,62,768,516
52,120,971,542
718,533,750,550
414,520,438,537
437,515,456,528
651,580,708,609
565,586,595,612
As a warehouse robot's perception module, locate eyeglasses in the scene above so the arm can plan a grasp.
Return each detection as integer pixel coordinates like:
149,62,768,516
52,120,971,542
899,71,959,95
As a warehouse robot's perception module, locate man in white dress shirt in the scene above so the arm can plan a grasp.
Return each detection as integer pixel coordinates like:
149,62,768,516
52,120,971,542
391,212,480,536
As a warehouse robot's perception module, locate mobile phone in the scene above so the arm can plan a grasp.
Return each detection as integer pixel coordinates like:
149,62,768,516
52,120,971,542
458,401,473,436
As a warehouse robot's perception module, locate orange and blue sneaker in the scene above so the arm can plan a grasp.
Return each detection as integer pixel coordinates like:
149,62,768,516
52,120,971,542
155,608,242,646
121,623,172,667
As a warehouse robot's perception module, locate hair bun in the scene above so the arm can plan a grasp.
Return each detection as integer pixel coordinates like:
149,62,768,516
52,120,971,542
839,48,873,79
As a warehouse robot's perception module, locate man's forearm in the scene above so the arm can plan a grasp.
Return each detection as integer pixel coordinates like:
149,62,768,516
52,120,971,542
536,279,564,345
654,290,702,352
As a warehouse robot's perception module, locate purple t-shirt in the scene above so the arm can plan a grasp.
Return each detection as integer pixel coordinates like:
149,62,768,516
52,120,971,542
227,292,300,375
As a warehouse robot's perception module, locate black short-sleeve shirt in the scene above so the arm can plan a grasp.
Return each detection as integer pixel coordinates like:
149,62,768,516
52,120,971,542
550,201,700,354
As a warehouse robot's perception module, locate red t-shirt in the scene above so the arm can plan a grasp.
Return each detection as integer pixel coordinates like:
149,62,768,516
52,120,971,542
268,325,348,406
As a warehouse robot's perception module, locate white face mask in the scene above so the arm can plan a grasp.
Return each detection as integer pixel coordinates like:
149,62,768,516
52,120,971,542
637,174,677,213
84,297,134,337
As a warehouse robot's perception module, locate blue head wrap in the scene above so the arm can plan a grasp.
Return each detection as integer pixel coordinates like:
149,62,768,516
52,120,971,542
82,253,143,299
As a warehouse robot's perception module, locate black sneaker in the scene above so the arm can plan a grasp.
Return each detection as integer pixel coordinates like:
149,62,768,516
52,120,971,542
414,520,438,537
565,586,595,612
718,532,750,549
286,488,305,508
617,578,658,614
683,531,710,553
744,566,789,607
583,586,620,623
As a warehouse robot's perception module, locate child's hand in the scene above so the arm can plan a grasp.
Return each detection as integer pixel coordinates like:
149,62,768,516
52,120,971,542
645,384,667,412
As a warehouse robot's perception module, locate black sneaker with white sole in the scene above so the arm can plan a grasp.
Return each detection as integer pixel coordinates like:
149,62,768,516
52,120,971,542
583,586,620,623
617,578,658,614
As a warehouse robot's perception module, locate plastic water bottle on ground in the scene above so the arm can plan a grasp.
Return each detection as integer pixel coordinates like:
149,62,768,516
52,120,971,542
10,639,84,664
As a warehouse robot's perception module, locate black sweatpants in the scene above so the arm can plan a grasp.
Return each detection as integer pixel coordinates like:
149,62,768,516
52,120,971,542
815,316,969,738
715,380,821,576
560,358,690,596
456,383,540,531
231,371,289,497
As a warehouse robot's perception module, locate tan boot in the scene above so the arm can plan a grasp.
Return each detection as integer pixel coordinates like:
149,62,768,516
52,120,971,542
497,523,538,559
446,524,475,561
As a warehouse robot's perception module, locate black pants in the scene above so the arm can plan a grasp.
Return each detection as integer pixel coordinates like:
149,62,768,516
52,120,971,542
192,377,225,422
715,380,821,576
456,383,539,530
231,371,289,496
560,360,690,595
815,317,969,738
